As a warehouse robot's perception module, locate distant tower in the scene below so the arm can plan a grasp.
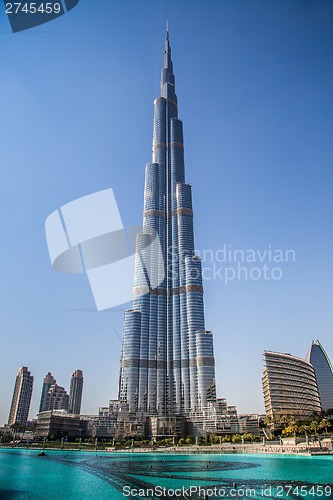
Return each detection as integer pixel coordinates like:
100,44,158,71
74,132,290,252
306,340,333,412
69,369,83,415
8,366,34,427
39,372,56,412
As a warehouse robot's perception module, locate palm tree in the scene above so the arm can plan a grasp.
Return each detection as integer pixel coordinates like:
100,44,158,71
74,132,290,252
298,423,310,446
287,417,299,438
264,415,272,427
242,433,253,442
319,418,331,435
298,423,310,437
280,415,289,430
10,422,22,440
310,419,320,438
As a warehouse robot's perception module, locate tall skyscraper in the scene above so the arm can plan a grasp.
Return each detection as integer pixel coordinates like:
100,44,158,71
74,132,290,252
262,351,321,425
39,372,56,412
306,340,333,412
8,366,34,427
119,30,216,418
69,369,84,415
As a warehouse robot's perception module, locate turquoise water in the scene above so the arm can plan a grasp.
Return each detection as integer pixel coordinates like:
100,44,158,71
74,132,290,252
0,449,333,499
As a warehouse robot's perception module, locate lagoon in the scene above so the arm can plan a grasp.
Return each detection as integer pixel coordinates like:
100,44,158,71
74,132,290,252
0,449,332,499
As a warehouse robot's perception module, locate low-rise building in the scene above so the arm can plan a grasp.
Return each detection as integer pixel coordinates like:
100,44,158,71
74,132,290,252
149,416,186,439
237,414,265,436
188,399,239,437
35,411,81,439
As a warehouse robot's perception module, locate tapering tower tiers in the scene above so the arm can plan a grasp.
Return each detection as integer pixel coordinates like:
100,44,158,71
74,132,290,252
119,31,216,417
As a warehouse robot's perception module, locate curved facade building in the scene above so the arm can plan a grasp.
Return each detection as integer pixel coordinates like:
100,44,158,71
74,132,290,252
119,31,216,417
262,351,321,423
306,340,333,412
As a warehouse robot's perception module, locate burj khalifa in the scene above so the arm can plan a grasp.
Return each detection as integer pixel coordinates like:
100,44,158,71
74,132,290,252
119,30,217,419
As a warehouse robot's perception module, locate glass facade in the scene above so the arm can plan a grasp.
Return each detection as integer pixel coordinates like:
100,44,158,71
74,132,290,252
119,31,216,417
306,340,333,412
69,369,84,415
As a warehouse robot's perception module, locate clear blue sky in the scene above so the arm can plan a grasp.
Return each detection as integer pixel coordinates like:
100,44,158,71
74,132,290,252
0,0,332,425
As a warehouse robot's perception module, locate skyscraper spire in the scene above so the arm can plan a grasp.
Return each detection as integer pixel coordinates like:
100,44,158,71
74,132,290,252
119,32,216,420
163,26,174,87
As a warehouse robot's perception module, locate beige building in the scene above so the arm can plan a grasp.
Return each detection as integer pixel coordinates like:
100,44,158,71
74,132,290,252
8,367,34,427
262,351,321,427
36,410,81,439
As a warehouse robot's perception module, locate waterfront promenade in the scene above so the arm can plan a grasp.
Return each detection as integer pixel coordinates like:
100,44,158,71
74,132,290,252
105,441,333,456
2,438,332,456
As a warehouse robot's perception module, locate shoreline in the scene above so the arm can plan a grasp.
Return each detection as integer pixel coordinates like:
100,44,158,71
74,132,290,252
1,443,332,457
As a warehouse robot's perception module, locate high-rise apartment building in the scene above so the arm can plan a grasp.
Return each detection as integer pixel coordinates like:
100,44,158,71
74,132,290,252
118,30,216,419
39,372,56,412
69,369,84,415
262,351,321,425
306,340,333,412
39,372,69,412
43,383,69,411
8,366,34,427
